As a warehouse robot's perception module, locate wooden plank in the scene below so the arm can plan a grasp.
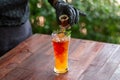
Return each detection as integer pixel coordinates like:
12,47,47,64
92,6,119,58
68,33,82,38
109,64,120,80
0,67,33,80
23,34,52,53
0,34,55,80
79,44,120,80
0,34,50,79
0,43,32,79
69,40,95,60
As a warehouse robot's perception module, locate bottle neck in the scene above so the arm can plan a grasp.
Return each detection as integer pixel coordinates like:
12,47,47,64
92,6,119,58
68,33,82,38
59,14,70,29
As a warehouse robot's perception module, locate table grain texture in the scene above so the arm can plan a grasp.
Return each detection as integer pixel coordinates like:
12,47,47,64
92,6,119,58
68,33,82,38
0,34,120,80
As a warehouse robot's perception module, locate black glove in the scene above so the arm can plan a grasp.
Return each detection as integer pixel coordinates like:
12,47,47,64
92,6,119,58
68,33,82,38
48,0,86,26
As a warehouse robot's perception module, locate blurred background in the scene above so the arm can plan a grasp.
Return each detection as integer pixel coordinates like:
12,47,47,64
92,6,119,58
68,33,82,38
29,0,120,44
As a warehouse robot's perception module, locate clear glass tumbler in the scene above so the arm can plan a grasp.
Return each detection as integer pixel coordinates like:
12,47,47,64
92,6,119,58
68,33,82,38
52,31,70,73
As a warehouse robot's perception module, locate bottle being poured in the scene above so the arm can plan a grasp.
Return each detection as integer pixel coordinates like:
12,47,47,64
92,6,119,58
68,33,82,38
52,14,71,42
58,14,71,37
59,14,71,32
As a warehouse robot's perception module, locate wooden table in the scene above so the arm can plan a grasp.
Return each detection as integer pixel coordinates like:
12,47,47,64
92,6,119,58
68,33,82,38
0,34,120,80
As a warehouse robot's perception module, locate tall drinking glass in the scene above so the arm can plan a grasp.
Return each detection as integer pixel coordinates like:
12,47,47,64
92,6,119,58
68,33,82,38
52,31,70,73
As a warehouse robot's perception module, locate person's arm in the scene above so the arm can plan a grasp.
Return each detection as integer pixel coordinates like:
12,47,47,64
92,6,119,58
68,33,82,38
48,0,86,26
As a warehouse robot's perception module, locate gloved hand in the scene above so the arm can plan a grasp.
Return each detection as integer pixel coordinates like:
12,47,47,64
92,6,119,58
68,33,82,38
49,0,86,26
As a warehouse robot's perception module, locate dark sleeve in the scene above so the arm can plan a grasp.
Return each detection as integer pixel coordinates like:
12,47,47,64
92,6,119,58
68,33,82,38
0,0,28,12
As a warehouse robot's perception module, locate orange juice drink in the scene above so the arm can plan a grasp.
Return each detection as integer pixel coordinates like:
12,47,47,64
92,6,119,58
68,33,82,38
52,32,70,73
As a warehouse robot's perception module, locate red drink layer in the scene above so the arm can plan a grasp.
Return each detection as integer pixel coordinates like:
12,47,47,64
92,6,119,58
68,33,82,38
52,33,70,73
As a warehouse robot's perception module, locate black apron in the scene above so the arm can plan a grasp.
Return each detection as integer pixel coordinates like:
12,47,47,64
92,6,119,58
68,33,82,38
0,20,32,57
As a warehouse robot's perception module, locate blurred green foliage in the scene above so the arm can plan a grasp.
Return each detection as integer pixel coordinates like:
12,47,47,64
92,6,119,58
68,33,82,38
29,0,120,44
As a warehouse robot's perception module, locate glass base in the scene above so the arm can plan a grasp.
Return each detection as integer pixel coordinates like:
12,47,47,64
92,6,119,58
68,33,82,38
54,67,68,74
